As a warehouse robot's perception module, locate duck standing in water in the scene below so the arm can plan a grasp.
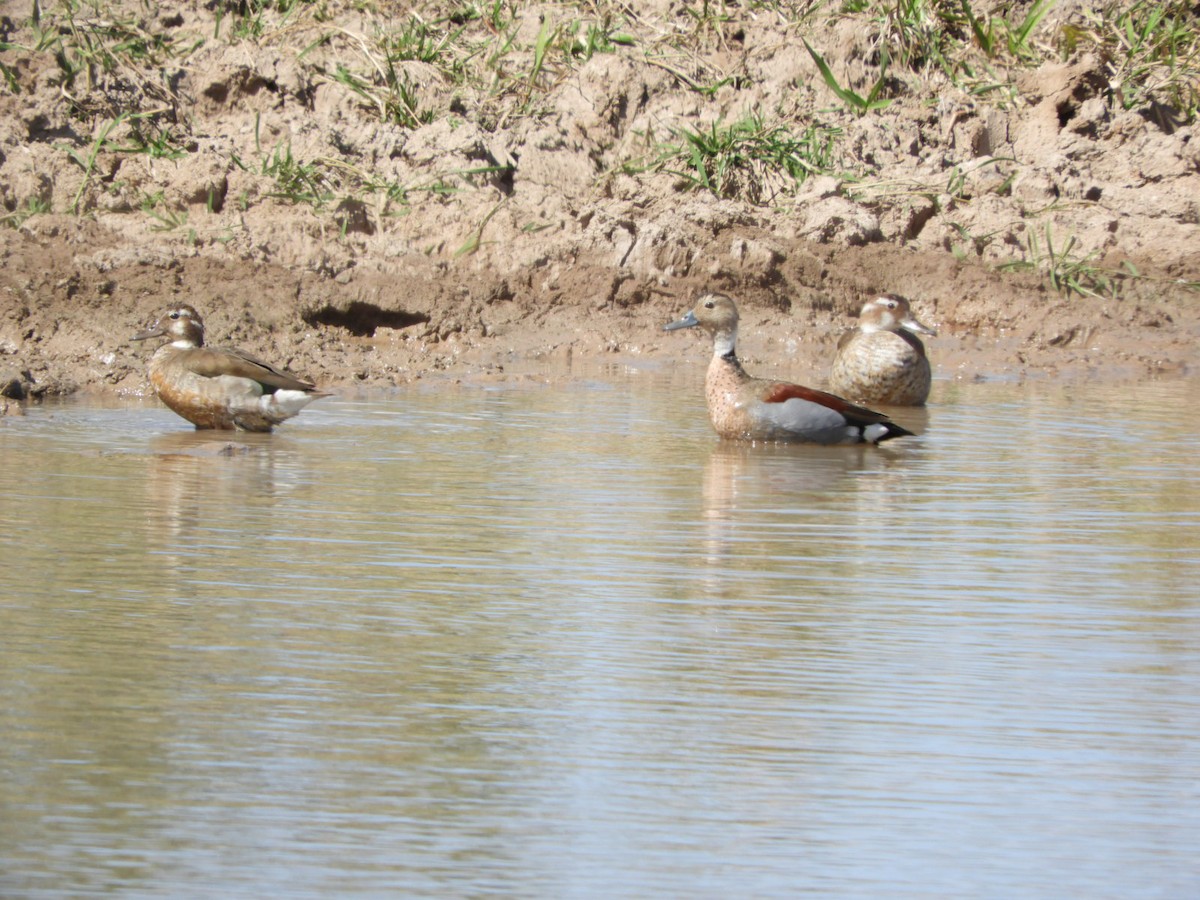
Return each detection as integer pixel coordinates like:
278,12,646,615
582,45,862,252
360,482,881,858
664,292,912,446
829,293,936,406
132,304,327,432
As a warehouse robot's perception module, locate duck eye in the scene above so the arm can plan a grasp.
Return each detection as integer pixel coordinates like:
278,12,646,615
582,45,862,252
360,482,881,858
169,311,180,319
704,300,715,309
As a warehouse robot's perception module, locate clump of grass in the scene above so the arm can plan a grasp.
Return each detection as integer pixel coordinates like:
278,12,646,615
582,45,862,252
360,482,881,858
57,112,129,213
379,15,463,68
948,222,1008,260
999,223,1116,299
496,10,635,115
55,110,193,213
140,192,189,232
112,119,192,160
0,197,52,229
996,222,1200,299
963,0,1056,64
21,0,192,120
1065,0,1200,124
629,112,842,205
870,0,960,73
251,141,338,209
333,61,435,130
830,1,1057,103
559,15,635,60
215,0,312,42
321,6,635,129
321,12,463,129
453,199,505,257
233,120,511,229
0,54,21,93
856,0,1198,127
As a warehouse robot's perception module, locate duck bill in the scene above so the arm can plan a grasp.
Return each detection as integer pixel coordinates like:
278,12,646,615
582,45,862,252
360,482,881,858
902,315,937,337
664,311,700,332
131,323,165,341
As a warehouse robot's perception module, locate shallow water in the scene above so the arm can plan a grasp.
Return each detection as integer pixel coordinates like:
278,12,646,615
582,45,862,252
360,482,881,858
1,367,1198,898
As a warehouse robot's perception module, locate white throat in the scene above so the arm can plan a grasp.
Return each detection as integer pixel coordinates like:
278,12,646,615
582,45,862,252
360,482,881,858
712,329,736,358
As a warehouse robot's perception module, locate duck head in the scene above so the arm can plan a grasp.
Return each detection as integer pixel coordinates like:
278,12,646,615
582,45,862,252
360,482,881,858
664,292,740,356
132,304,206,348
858,293,936,337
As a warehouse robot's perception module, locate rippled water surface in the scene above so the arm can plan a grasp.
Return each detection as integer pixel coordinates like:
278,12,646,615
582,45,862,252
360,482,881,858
2,367,1197,898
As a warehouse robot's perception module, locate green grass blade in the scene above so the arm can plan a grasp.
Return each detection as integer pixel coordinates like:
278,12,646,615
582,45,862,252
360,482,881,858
803,38,868,112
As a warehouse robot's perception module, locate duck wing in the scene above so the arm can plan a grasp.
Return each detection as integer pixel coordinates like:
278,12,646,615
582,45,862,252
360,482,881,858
759,380,912,443
761,381,892,423
835,328,858,352
182,347,318,393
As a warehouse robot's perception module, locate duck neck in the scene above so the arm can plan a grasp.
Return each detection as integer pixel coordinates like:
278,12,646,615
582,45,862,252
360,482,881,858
712,328,737,361
172,321,205,349
711,332,750,380
896,328,927,357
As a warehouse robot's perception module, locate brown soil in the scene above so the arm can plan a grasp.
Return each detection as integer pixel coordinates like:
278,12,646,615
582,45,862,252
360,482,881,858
1,1,1198,410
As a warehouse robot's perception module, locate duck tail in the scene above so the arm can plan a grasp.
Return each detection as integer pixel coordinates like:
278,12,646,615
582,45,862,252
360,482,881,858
862,421,914,445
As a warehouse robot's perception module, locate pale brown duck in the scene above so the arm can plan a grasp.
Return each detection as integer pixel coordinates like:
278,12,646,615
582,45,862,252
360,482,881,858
132,304,327,432
828,293,936,407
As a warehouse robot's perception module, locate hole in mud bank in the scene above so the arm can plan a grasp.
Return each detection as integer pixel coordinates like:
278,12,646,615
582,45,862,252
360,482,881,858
1056,100,1077,127
305,302,429,337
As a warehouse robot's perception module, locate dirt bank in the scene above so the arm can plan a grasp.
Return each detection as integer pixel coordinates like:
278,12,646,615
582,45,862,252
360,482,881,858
1,1,1197,406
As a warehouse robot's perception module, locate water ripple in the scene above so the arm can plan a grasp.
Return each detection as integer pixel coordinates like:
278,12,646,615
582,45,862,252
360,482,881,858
1,376,1197,897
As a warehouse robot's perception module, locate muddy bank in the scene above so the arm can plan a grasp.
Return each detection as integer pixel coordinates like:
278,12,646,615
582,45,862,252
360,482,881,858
2,216,1193,406
1,1,1198,405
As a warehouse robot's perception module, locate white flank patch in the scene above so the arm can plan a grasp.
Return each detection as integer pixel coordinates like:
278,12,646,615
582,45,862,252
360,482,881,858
863,424,890,444
262,389,315,419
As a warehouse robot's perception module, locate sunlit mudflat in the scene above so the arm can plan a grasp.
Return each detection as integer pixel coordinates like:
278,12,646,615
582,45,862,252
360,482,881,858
2,367,1197,898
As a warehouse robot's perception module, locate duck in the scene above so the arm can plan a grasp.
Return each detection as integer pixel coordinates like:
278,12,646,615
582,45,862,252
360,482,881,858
828,292,936,406
131,304,327,432
664,292,913,445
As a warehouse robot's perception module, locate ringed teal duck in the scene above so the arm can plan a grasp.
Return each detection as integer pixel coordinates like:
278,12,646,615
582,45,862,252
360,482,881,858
828,293,936,406
664,292,912,445
132,304,327,432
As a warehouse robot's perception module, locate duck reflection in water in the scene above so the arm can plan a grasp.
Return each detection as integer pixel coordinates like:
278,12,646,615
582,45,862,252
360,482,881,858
699,442,916,593
143,430,307,561
699,443,861,576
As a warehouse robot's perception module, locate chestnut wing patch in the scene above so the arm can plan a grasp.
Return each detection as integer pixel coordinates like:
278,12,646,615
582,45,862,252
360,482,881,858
760,381,890,425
